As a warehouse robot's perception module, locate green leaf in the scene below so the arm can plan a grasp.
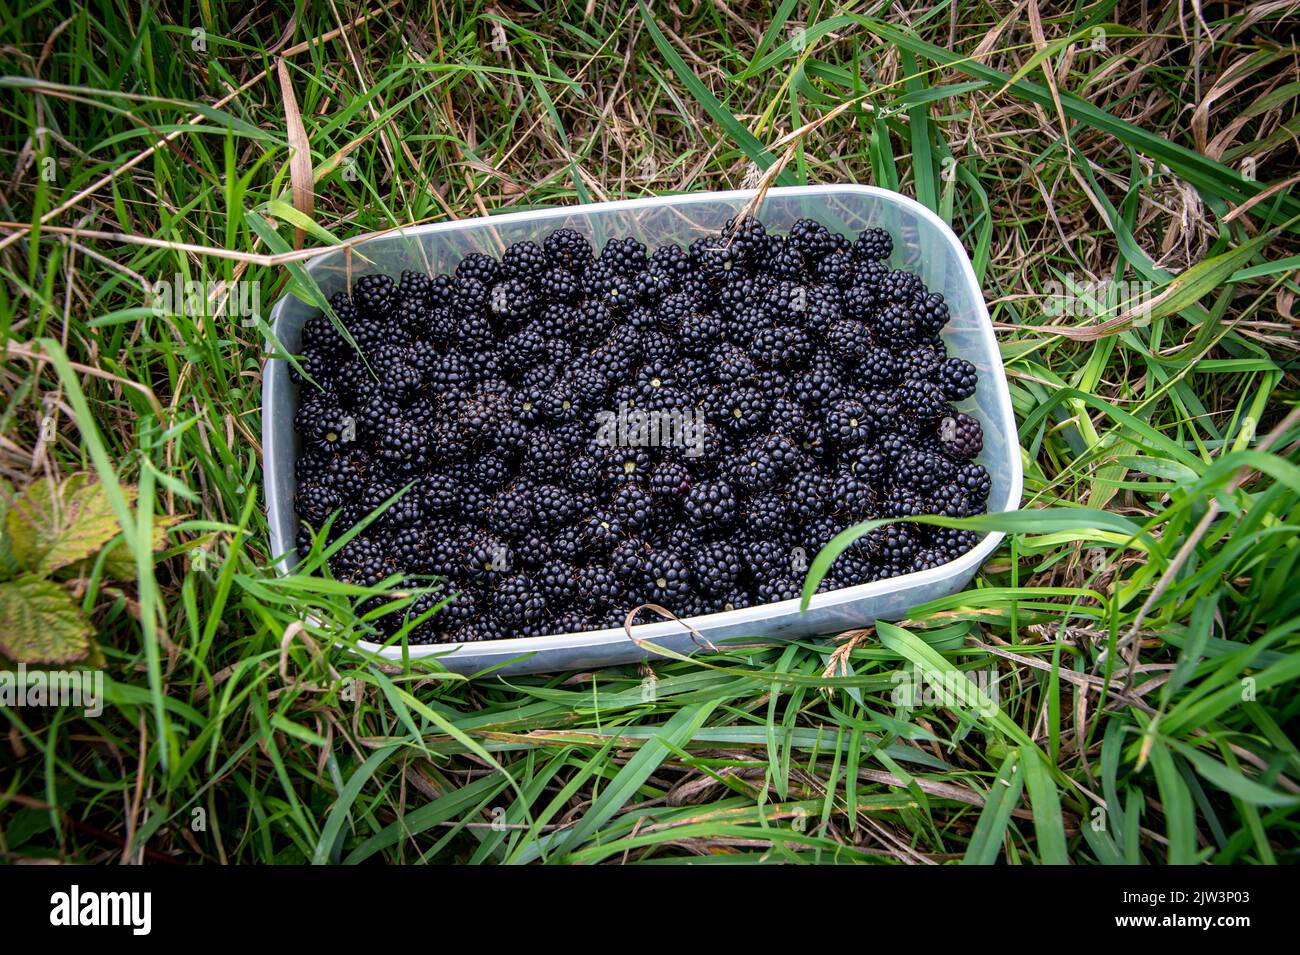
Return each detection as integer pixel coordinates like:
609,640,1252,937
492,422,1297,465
962,749,1023,864
6,474,131,575
0,574,94,663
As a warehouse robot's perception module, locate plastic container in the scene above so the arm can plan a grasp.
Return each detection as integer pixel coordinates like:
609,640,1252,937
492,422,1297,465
263,185,1022,675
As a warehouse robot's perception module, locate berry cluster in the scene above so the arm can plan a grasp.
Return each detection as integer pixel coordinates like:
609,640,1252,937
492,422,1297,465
291,218,990,644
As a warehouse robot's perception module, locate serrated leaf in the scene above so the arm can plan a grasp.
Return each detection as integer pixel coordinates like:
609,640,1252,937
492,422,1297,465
71,515,180,581
5,474,134,575
0,574,93,663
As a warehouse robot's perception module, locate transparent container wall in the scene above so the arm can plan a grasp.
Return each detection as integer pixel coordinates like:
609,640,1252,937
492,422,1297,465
264,186,1022,674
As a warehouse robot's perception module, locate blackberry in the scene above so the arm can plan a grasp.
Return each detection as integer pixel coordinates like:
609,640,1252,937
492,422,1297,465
464,533,514,586
788,470,831,521
678,308,725,354
932,526,979,559
872,303,915,344
878,270,925,305
721,215,768,262
690,235,741,285
650,460,692,498
831,471,875,519
744,538,793,581
456,252,500,285
859,347,898,388
842,283,877,320
683,479,738,529
494,573,547,626
882,485,930,519
376,418,428,465
532,483,576,528
751,324,813,370
930,483,977,519
335,535,394,587
693,540,741,596
712,384,769,433
544,228,594,272
894,448,954,492
866,523,919,567
296,482,342,526
724,444,778,492
600,235,649,275
939,357,978,402
792,362,844,409
814,248,856,287
825,398,873,447
788,218,835,258
912,292,950,336
352,274,398,317
640,549,692,605
501,240,548,283
953,462,991,502
852,227,893,262
756,574,803,603
843,443,891,485
913,547,948,572
745,493,789,535
937,411,984,461
769,237,806,280
612,483,655,530
489,278,536,326
898,379,948,424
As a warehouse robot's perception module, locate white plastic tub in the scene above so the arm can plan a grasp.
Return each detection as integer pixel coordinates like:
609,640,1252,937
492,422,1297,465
263,185,1022,674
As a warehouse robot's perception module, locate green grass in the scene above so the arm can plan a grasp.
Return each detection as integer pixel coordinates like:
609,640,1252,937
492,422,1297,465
1,0,1298,864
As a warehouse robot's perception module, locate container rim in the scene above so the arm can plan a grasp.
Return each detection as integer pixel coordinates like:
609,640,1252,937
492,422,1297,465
264,184,1024,668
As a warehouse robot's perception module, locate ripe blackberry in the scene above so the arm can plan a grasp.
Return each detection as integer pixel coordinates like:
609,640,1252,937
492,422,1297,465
756,574,802,603
650,242,691,279
690,235,740,285
878,270,925,305
693,540,740,596
600,235,649,275
792,361,844,409
831,471,875,519
912,292,950,336
711,384,769,434
488,277,535,327
745,493,789,536
717,588,754,612
871,303,916,344
301,313,348,353
376,418,428,466
573,298,613,341
634,268,673,303
930,483,977,519
852,227,893,262
612,483,655,530
788,470,831,520
788,218,835,258
937,412,984,461
814,248,856,287
898,378,948,423
866,523,920,567
724,444,778,492
501,240,548,283
752,324,813,370
544,228,594,272
683,479,738,529
882,485,930,519
537,267,580,302
464,533,514,586
721,215,768,262
843,443,891,485
494,573,546,626
769,238,806,280
532,483,576,529
913,547,948,572
939,357,978,402
296,481,342,526
953,462,991,502
825,398,873,447
456,252,500,285
335,535,394,587
640,549,692,604
678,308,725,354
826,319,872,366
894,448,954,492
649,460,692,499
352,274,398,317
932,526,979,559
842,283,877,320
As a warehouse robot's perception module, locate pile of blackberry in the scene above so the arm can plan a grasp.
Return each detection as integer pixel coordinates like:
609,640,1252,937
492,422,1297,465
291,217,990,644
